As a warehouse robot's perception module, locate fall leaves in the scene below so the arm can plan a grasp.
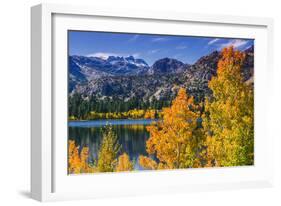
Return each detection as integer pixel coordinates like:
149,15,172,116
68,46,254,174
139,46,254,170
71,108,159,120
68,126,134,174
116,153,134,172
68,140,96,174
203,47,254,167
139,88,201,169
97,126,121,172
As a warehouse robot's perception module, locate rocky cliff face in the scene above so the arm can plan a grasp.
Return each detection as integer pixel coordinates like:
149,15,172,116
148,58,187,75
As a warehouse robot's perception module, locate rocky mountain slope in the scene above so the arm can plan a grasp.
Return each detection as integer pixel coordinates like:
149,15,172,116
70,46,254,102
69,55,150,91
148,58,187,75
182,46,254,98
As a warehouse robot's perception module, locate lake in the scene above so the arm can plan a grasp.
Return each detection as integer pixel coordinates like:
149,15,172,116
68,119,157,170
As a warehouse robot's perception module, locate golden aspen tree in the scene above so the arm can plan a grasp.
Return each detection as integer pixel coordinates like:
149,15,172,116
97,125,121,172
203,46,254,167
68,140,81,174
139,88,201,169
68,140,93,174
116,153,134,172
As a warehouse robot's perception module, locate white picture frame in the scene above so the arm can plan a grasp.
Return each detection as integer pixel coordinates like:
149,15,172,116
31,3,274,202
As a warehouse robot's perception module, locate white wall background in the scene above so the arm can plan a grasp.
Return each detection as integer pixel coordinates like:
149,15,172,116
0,0,280,205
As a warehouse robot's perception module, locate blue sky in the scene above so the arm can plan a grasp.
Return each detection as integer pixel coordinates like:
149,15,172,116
69,31,254,65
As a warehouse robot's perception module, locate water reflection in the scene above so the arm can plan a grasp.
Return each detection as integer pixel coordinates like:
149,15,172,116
69,122,151,169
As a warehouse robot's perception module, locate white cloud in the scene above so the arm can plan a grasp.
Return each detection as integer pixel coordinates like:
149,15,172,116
151,37,168,42
87,52,141,59
219,39,249,49
87,52,119,59
208,38,220,45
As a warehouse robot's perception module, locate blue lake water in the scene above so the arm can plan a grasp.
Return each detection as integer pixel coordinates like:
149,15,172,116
68,119,157,170
68,119,156,127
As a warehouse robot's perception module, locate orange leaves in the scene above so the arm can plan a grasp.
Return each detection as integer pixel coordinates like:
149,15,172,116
217,46,245,77
204,46,254,167
68,140,80,174
68,140,92,174
116,153,134,172
225,46,245,62
68,126,135,174
144,109,156,119
140,88,201,169
209,46,246,102
138,155,158,170
139,47,253,170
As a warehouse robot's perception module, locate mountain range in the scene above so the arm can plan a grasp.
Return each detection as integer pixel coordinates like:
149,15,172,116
69,45,254,102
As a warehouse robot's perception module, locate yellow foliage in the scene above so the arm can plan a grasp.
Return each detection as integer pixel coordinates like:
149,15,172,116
144,109,156,119
68,140,96,174
97,126,121,172
139,155,158,170
86,109,153,120
69,128,135,174
68,140,80,174
69,115,77,121
116,153,134,172
139,88,202,169
203,46,254,167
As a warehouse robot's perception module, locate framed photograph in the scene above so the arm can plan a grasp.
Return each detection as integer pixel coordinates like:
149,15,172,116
31,3,274,201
